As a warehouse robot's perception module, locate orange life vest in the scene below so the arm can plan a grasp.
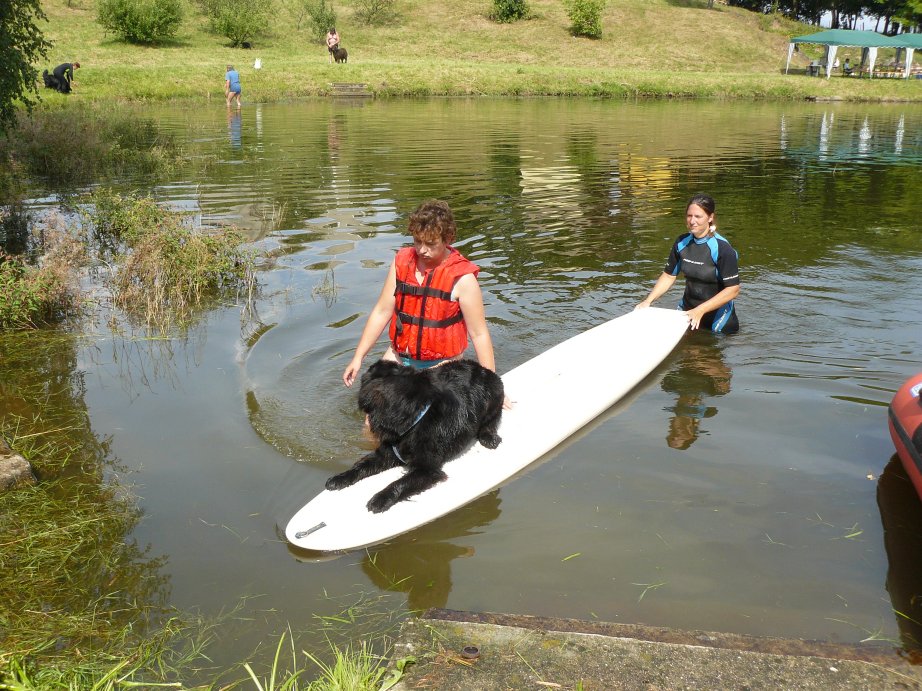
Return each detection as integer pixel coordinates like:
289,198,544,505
389,246,479,361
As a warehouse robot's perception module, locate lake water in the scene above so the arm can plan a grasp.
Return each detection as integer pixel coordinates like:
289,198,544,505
6,98,922,666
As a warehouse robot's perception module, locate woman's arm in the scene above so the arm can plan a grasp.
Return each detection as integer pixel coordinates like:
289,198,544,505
343,261,398,386
635,272,677,309
455,273,495,371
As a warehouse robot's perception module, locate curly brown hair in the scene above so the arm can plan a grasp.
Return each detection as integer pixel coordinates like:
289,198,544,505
407,200,456,245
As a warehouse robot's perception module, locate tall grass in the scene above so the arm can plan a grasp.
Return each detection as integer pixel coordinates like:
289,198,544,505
0,105,183,192
241,630,414,691
86,189,258,330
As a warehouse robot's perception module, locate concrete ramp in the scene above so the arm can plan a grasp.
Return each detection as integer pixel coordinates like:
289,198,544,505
389,609,922,690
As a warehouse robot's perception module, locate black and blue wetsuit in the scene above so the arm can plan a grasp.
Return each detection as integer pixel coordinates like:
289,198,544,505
664,232,740,334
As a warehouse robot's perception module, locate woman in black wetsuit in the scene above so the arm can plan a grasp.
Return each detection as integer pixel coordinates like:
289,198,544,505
635,193,740,333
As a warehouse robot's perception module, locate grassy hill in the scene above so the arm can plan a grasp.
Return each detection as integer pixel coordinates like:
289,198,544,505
36,0,922,102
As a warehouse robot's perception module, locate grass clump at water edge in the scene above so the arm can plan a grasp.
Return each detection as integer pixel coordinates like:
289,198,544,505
86,189,258,331
242,629,413,691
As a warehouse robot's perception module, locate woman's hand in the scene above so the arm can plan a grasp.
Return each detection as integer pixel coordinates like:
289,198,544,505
343,357,363,386
685,306,706,330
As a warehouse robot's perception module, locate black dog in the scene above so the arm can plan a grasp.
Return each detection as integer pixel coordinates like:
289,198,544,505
332,46,348,63
326,359,504,513
42,70,67,93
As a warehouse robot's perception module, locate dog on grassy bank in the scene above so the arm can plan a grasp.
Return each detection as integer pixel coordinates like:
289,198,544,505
332,46,348,63
325,359,504,513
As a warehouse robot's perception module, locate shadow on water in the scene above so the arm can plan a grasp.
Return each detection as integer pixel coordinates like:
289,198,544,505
877,455,922,662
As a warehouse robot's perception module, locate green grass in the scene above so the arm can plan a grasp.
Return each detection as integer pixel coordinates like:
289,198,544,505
34,0,922,102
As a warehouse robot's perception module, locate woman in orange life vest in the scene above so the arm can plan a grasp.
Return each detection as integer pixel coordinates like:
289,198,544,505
342,199,499,387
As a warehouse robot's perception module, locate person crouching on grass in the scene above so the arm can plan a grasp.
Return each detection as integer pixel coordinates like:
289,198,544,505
342,199,501,385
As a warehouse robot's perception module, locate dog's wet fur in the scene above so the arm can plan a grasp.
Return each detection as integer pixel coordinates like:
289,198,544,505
326,359,504,513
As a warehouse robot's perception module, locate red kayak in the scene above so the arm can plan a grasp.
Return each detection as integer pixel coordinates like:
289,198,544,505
889,372,922,500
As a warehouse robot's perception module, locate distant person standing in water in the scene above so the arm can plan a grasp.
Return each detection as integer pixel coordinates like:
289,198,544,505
326,27,340,63
225,64,242,109
636,193,740,333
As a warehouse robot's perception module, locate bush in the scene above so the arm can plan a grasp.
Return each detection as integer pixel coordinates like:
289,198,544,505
96,0,184,44
0,226,85,330
490,0,529,23
565,0,605,38
301,0,337,42
204,0,271,47
353,0,399,26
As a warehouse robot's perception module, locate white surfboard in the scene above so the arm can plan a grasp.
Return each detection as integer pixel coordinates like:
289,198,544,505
286,307,689,552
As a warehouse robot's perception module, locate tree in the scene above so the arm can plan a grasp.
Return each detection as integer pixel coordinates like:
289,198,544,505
0,0,52,135
205,0,271,47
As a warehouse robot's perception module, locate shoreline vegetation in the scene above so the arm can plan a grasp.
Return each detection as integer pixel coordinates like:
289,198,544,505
34,0,922,104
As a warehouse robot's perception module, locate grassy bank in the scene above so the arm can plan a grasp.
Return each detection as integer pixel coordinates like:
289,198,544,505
37,0,922,102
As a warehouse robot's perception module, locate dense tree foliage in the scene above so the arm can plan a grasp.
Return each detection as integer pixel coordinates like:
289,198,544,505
0,0,51,135
727,0,922,33
96,0,184,44
204,0,271,47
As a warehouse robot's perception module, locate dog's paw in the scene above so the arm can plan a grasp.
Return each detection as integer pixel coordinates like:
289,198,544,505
479,433,502,449
325,473,353,491
367,491,397,514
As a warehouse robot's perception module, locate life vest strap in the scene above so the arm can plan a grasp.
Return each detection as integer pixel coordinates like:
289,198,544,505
394,279,454,302
396,311,464,330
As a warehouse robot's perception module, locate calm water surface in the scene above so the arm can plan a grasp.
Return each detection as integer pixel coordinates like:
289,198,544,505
7,99,922,664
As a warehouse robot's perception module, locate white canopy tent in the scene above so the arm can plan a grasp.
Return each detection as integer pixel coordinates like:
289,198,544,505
897,34,922,78
785,29,907,79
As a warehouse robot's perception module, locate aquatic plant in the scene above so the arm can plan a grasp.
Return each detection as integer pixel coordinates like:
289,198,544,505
86,189,258,330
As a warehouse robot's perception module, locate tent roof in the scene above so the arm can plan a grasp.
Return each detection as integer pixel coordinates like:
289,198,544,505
896,33,922,48
790,29,904,48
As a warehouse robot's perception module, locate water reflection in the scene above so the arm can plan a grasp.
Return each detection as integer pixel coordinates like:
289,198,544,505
896,114,905,155
0,332,172,650
660,336,733,450
228,108,242,149
360,492,502,611
877,456,922,660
